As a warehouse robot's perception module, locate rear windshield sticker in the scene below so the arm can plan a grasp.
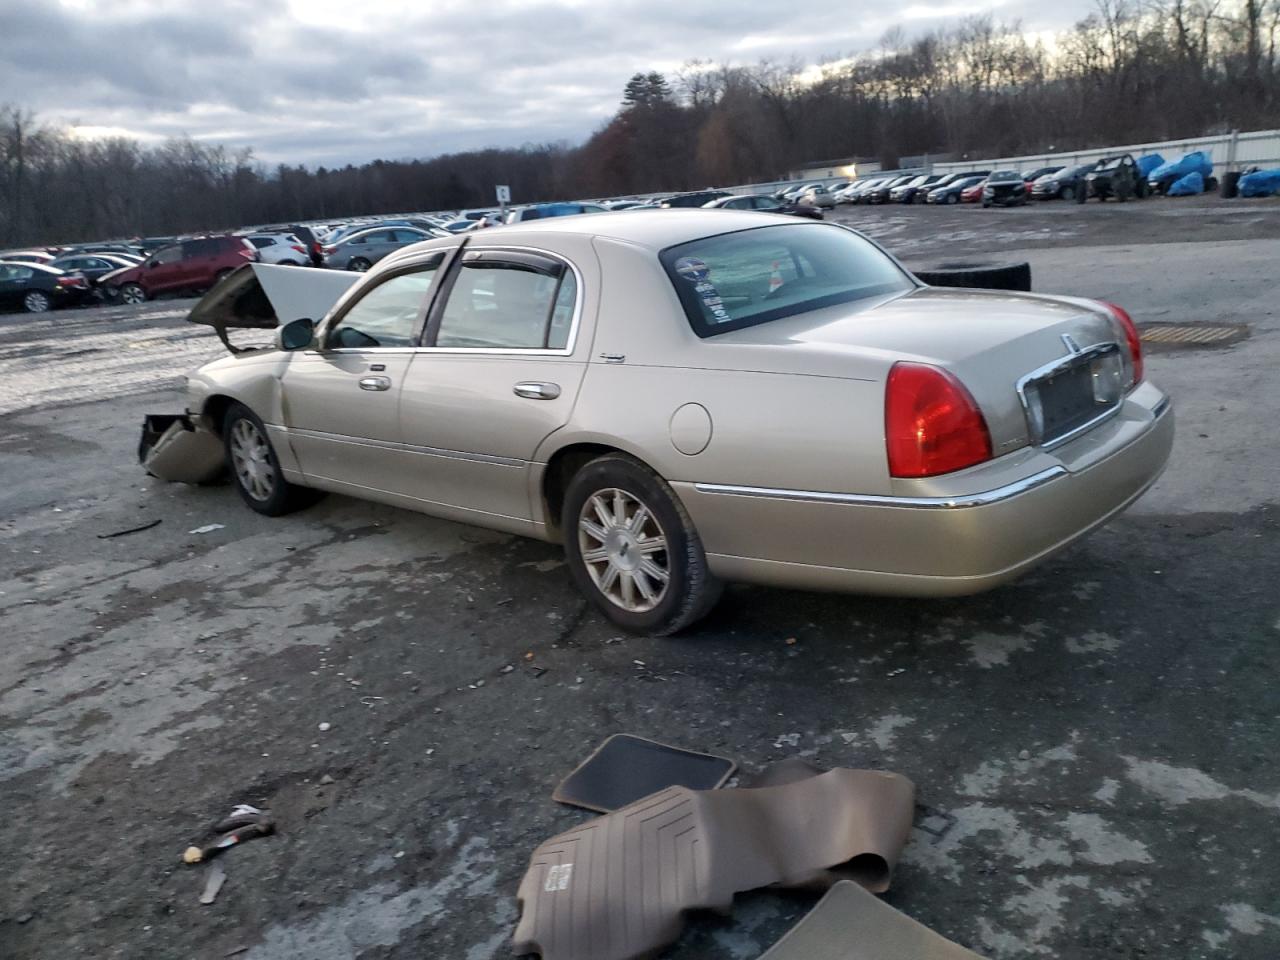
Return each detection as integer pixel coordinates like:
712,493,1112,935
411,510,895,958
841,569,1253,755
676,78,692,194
674,256,709,282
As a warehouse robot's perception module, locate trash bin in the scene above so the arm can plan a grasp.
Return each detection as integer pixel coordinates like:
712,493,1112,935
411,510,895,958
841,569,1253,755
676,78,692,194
1221,171,1241,199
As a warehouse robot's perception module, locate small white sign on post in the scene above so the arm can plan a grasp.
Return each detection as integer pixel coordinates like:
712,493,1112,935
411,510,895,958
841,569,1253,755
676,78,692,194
495,184,511,204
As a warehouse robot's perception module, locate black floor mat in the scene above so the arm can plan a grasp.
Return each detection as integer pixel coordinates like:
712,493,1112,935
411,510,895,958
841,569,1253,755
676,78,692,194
552,734,736,813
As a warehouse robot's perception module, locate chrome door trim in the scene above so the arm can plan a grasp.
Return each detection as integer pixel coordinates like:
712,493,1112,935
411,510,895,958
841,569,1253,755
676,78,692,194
693,466,1067,510
287,426,524,468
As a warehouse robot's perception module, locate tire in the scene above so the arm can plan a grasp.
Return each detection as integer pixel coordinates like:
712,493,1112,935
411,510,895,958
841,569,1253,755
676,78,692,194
946,193,959,204
119,283,146,304
223,402,323,516
562,453,721,636
981,200,991,208
913,260,1032,292
23,290,52,313
348,257,371,272
1061,185,1075,202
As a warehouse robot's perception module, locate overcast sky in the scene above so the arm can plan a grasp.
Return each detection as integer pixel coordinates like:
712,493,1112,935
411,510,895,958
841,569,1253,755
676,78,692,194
5,0,1098,167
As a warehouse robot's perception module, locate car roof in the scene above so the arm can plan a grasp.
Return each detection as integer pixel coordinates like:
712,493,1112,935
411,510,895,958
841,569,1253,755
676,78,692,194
469,208,814,251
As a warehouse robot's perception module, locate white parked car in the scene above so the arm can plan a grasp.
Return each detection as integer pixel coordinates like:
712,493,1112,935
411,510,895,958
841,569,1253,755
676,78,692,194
246,234,310,266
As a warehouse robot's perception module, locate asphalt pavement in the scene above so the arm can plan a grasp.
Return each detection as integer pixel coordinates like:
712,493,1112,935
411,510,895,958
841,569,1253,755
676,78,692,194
1,198,1278,959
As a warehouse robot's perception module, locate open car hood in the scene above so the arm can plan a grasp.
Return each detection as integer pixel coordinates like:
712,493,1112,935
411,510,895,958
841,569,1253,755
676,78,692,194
187,263,360,353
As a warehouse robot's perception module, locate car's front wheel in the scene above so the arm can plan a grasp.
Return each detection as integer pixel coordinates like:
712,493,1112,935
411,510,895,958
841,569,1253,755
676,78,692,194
1061,185,1075,201
23,290,52,313
223,402,322,516
119,283,146,304
562,454,721,635
348,257,371,272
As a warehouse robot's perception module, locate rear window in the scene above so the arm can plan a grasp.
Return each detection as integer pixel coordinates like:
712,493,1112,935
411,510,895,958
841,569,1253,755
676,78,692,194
660,224,913,338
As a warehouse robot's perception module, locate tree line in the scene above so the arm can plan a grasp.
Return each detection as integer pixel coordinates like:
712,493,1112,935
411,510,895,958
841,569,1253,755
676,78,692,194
2,0,1277,247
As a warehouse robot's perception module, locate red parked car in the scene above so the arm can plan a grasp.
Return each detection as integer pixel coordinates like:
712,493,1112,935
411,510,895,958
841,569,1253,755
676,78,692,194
960,179,988,203
101,235,258,304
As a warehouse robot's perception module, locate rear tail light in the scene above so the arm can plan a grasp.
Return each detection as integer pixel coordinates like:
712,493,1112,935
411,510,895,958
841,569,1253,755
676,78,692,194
1098,301,1143,388
322,245,336,255
292,244,307,254
885,362,993,478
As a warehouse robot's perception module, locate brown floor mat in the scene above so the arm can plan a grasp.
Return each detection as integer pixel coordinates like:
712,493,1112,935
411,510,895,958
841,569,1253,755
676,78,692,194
513,768,914,960
758,880,987,959
552,735,737,813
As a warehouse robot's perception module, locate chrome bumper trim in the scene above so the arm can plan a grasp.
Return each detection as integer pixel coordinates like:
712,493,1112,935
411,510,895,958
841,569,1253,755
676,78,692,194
693,466,1068,510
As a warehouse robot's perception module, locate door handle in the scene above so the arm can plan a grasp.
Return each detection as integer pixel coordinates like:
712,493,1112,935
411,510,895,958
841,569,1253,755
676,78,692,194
359,376,392,391
513,381,561,400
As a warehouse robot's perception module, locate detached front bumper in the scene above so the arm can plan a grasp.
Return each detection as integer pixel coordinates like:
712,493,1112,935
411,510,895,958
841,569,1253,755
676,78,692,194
675,383,1174,597
139,414,225,484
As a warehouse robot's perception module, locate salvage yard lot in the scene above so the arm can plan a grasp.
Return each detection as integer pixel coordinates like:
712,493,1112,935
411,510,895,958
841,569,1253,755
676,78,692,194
2,199,1279,959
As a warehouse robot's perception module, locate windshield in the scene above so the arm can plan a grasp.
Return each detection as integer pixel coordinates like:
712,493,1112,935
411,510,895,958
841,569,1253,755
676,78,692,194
661,224,913,338
989,170,1020,181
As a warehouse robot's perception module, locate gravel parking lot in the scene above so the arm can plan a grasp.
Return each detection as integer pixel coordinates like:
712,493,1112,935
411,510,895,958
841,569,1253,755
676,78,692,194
2,198,1279,959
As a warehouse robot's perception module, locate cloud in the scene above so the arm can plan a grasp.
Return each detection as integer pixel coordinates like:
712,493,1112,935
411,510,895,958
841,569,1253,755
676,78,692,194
5,0,1098,166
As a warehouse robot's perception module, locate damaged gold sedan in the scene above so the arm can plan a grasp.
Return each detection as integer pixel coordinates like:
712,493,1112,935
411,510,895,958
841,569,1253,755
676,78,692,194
144,211,1173,634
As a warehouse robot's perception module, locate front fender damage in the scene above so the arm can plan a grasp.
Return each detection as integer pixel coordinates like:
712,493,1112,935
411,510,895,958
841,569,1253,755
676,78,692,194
139,414,225,484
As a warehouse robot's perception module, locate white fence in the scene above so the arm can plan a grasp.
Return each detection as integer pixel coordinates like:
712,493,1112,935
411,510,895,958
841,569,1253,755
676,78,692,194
923,128,1279,179
717,128,1280,195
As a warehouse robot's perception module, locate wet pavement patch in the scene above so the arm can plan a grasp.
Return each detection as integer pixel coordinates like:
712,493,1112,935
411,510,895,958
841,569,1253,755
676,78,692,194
1139,322,1249,349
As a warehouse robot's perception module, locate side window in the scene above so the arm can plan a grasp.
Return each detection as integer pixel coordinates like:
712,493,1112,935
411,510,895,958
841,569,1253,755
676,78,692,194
249,237,272,248
152,245,183,265
327,258,442,348
435,257,571,350
392,230,424,243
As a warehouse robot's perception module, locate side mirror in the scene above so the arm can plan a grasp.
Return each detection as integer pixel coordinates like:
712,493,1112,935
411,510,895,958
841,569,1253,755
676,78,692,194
148,260,160,268
276,317,315,351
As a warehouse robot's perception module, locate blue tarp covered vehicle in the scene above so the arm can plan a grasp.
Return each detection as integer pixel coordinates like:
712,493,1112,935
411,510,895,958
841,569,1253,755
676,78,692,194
1136,154,1165,177
1167,171,1205,196
1238,168,1280,197
1148,151,1214,191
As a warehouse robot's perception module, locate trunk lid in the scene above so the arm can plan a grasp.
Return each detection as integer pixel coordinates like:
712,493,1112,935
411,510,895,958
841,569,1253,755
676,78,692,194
705,287,1122,455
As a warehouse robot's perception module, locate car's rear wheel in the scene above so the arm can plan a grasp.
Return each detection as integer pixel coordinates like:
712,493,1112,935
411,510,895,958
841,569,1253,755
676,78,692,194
562,454,721,636
223,402,323,516
1061,185,1075,201
348,257,371,272
946,193,959,204
23,290,51,313
120,283,146,304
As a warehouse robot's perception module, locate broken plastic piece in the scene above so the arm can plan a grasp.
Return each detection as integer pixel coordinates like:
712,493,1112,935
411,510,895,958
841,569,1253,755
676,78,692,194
758,880,987,959
513,767,914,960
552,734,736,813
182,805,274,865
140,414,225,484
199,861,227,905
97,519,163,540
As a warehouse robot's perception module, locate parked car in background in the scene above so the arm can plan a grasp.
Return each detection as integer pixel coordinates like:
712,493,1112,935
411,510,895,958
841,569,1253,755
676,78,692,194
1084,154,1142,201
1147,151,1215,195
982,170,1029,207
172,209,1171,635
774,182,821,201
506,202,608,223
890,174,944,203
322,226,433,271
48,253,140,291
604,200,647,210
865,176,916,204
441,220,481,234
1030,163,1096,201
925,174,989,204
1022,166,1063,185
247,233,311,265
0,262,92,312
661,190,733,208
100,235,259,304
960,179,988,203
797,184,839,209
138,237,177,255
833,179,876,203
703,194,823,219
0,250,56,265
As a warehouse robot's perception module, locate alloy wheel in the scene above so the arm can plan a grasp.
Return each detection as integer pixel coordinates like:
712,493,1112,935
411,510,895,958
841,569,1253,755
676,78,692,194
229,417,276,503
24,291,50,312
121,285,145,304
577,487,670,613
